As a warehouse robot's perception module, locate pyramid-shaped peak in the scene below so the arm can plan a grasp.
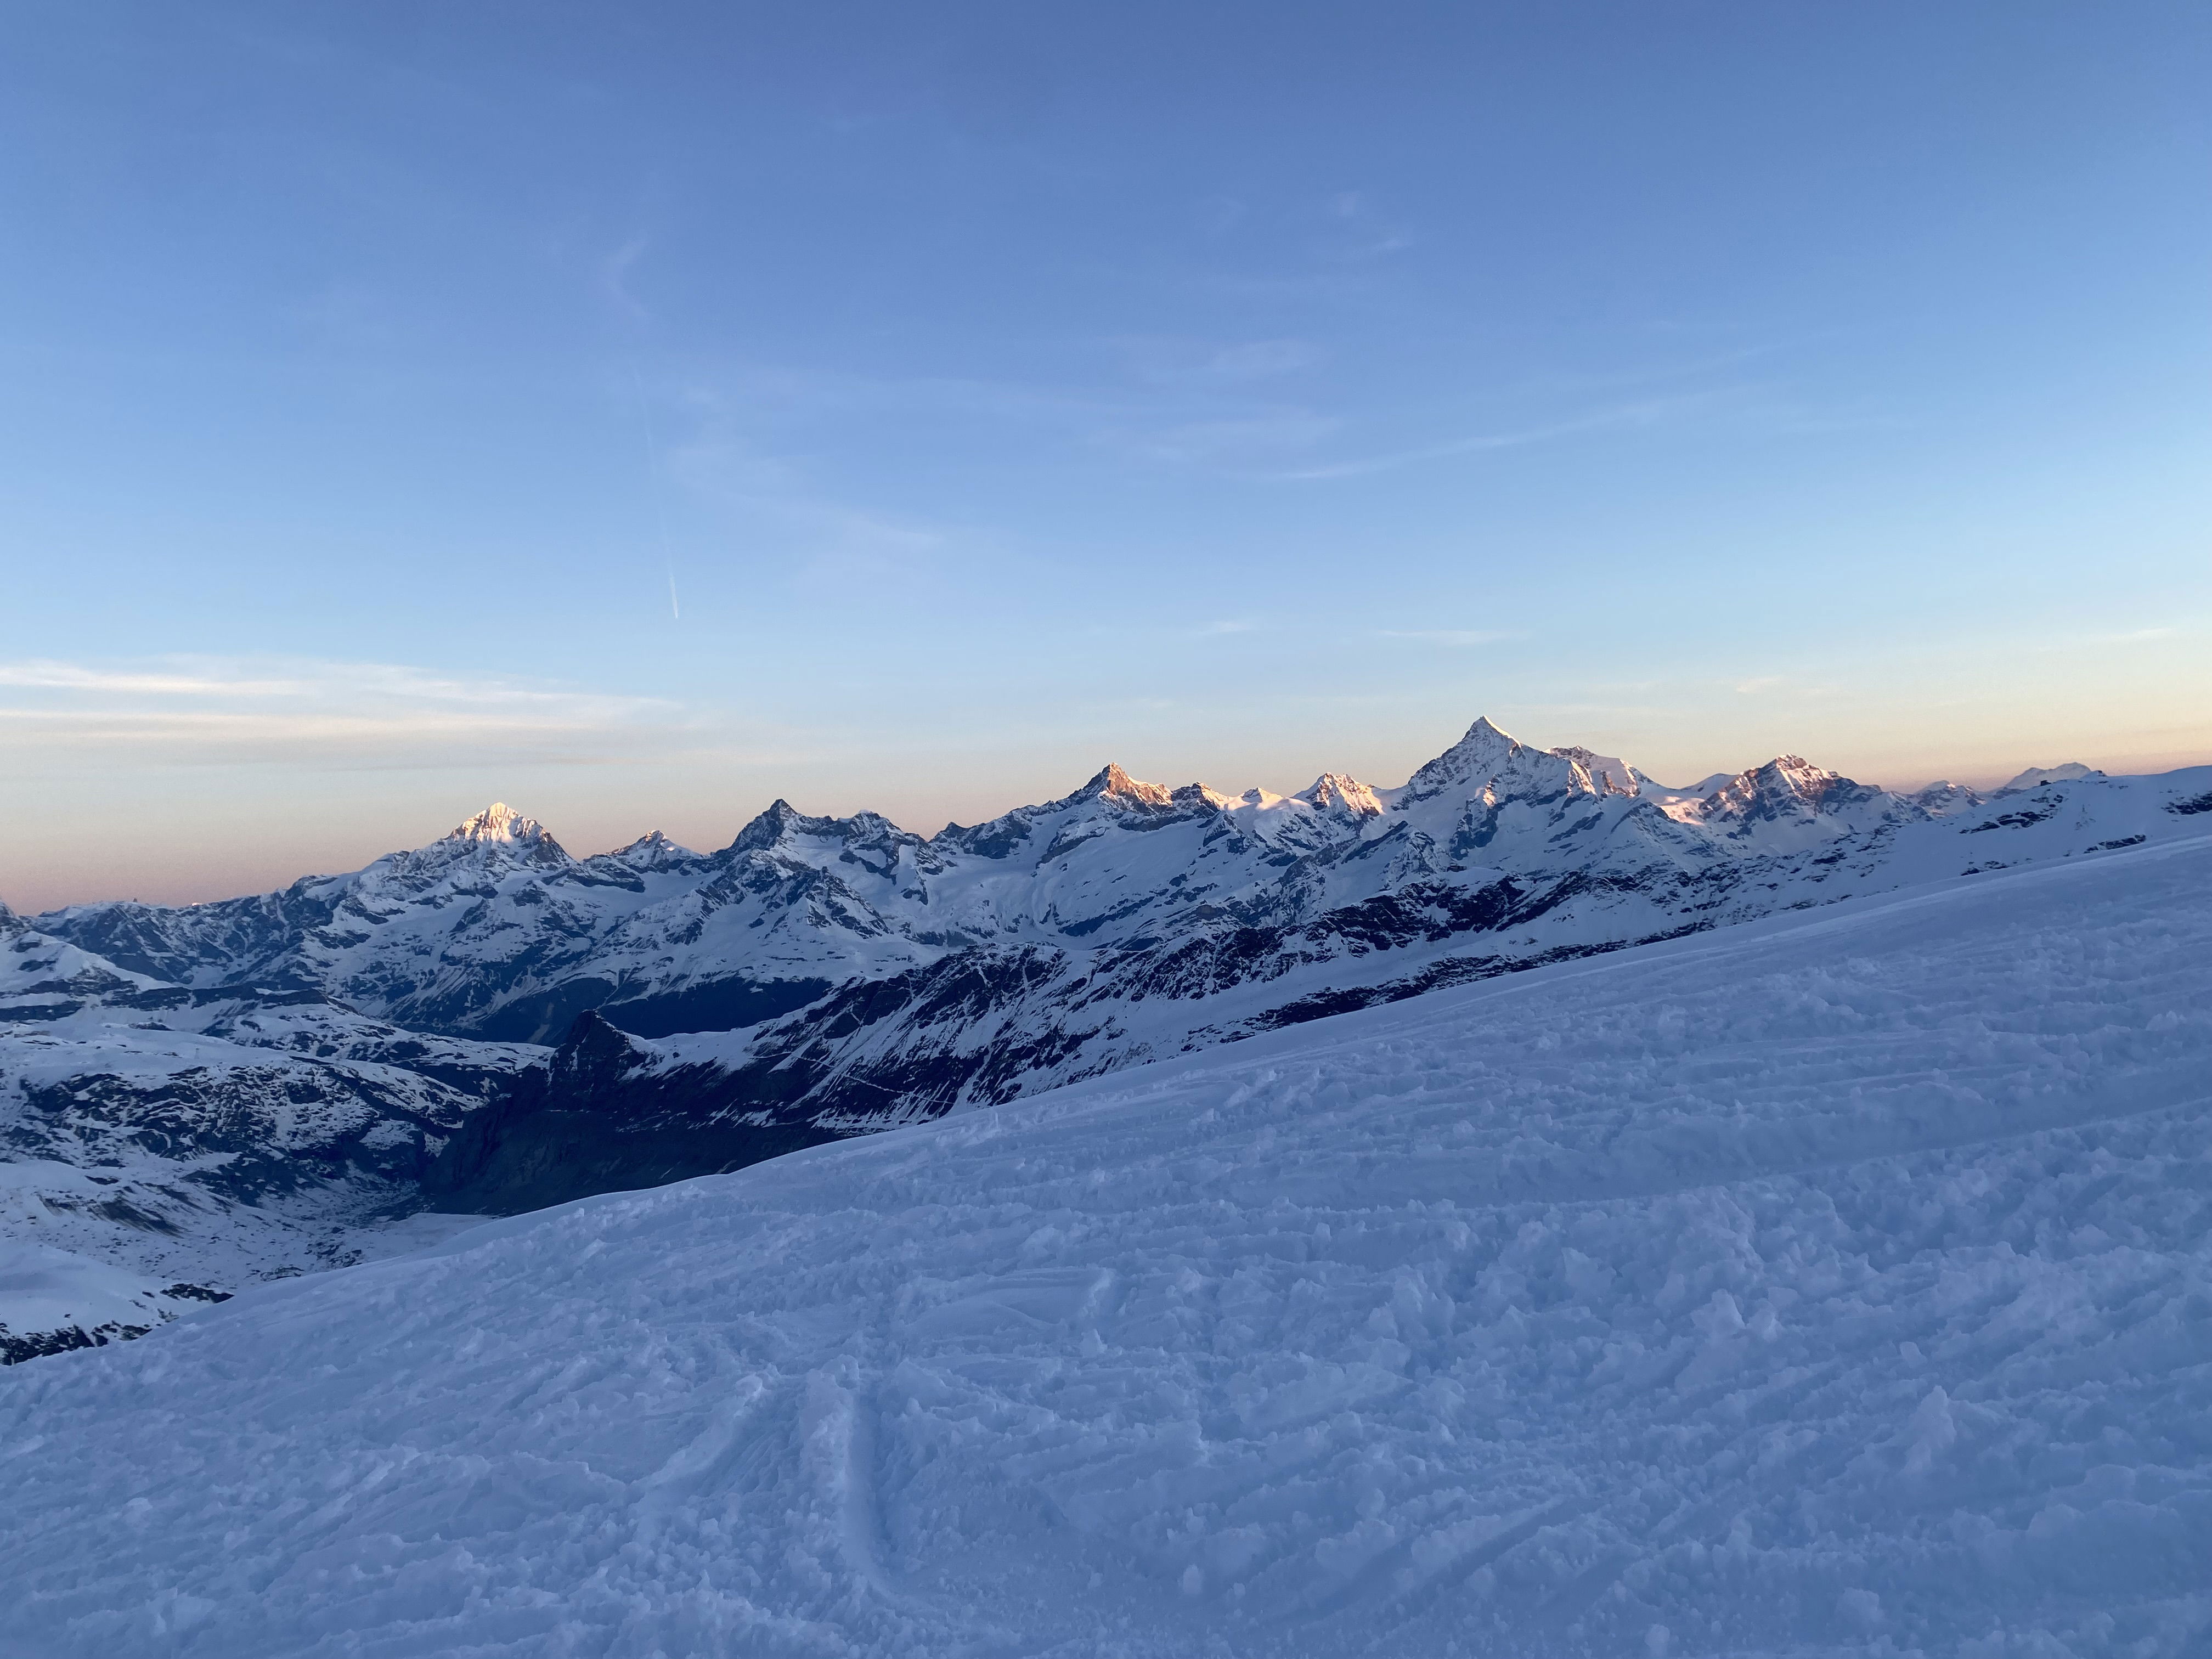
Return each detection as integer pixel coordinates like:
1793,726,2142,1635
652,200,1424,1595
1433,716,1536,770
432,802,571,866
726,799,812,855
446,803,552,845
1081,764,1175,809
1433,721,1522,761
1398,716,1535,799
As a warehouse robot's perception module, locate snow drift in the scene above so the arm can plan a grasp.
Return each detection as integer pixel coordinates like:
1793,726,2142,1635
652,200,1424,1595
2,830,2207,1656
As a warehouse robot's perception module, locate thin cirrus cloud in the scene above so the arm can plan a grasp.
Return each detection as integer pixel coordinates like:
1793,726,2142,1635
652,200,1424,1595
0,657,690,769
1113,336,1322,387
1255,390,1750,483
0,661,313,697
1114,411,1341,467
1377,629,1517,647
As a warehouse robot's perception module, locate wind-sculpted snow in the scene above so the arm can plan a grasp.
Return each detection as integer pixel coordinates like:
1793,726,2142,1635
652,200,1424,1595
4,836,2207,1657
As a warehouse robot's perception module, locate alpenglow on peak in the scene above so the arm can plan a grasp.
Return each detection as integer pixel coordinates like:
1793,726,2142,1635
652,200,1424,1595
445,803,552,846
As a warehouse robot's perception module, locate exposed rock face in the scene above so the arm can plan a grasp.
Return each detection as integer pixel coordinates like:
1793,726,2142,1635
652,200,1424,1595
424,1012,847,1214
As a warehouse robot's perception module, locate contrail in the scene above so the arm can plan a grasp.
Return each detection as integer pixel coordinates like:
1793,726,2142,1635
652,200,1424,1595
631,362,680,622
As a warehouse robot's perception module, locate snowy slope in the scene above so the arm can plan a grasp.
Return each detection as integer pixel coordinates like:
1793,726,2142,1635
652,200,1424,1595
3,832,2206,1657
0,1238,228,1364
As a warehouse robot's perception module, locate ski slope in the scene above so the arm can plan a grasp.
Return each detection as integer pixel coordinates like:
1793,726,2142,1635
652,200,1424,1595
2,835,2207,1658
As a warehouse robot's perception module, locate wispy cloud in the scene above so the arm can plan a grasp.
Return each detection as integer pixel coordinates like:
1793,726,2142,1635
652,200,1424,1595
1112,411,1340,467
1378,629,1518,648
1322,191,1414,262
1730,675,1842,701
0,657,693,769
599,236,652,322
662,416,955,585
1256,392,1734,483
1116,336,1322,387
0,661,309,697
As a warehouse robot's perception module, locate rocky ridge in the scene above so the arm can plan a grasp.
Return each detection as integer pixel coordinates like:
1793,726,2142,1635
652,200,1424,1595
8,717,2210,1350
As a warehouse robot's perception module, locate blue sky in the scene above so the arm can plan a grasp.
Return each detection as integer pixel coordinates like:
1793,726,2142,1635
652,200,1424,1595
3,2,2208,909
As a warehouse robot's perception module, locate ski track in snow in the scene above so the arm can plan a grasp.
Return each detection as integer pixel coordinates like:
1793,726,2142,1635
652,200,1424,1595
2,838,2209,1657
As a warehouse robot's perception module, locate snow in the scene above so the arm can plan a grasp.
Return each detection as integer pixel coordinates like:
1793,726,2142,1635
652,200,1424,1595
444,802,562,849
24,721,2208,1143
0,985,542,1334
0,1239,186,1355
2000,763,2102,793
1548,744,1639,796
3,831,2208,1656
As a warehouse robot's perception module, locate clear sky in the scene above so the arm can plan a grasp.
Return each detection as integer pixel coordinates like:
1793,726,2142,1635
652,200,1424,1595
3,2,2209,911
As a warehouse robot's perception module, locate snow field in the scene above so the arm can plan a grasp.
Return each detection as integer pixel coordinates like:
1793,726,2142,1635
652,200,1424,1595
0,1237,185,1351
2,837,2209,1657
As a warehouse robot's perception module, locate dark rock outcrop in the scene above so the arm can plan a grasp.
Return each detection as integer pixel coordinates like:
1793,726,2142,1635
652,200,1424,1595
424,1013,848,1215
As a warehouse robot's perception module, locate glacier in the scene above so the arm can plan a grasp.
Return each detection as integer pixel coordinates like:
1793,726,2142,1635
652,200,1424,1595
0,827,2205,1656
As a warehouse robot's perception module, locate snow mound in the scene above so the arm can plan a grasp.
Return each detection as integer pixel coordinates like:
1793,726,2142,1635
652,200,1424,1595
3,838,2210,1657
0,1240,226,1364
1999,761,2103,793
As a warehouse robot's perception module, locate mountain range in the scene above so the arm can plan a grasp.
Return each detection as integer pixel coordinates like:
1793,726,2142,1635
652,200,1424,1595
5,714,2208,1359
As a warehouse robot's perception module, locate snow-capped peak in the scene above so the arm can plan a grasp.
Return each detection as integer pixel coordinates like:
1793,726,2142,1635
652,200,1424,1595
445,803,551,847
1395,716,1641,810
1548,745,1640,797
1083,764,1176,809
595,830,701,871
1454,715,1518,754
1396,716,1528,801
426,803,572,870
1296,772,1384,817
1699,756,1843,818
725,800,816,855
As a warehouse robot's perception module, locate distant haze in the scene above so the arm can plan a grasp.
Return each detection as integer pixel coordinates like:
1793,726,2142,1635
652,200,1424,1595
2,3,2207,910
